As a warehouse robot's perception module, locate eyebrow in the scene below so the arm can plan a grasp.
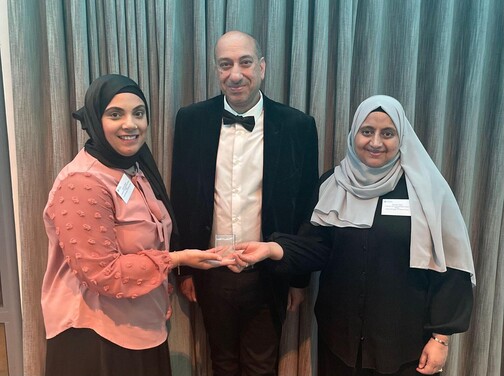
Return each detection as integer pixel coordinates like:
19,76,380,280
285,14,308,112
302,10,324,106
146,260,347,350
217,55,255,62
360,125,396,130
104,105,146,113
103,107,124,113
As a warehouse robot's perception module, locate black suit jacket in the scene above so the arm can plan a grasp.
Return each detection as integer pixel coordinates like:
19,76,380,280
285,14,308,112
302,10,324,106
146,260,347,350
170,94,319,325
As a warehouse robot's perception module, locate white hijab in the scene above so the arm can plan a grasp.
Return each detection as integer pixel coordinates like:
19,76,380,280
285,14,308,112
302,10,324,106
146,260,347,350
312,95,475,284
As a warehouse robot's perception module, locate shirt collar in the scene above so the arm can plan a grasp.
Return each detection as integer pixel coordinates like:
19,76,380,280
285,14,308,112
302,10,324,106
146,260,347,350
224,91,264,124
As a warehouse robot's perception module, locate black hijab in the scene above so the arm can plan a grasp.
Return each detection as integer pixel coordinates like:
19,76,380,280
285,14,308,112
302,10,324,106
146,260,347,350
73,74,179,249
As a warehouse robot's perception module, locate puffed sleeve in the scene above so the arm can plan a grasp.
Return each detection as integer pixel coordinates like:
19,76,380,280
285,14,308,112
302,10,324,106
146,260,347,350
424,268,474,334
288,115,319,288
266,170,334,276
45,172,174,299
269,221,333,275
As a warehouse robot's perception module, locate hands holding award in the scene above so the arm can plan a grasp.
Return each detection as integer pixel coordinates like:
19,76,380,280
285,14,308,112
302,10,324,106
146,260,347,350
204,237,283,272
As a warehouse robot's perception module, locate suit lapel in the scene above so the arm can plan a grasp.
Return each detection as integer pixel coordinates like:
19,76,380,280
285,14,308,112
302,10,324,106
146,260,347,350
200,96,225,216
262,95,283,211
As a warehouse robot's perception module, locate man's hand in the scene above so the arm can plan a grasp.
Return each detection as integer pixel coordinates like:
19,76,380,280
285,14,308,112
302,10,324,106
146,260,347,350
166,282,174,319
287,287,306,312
179,276,197,302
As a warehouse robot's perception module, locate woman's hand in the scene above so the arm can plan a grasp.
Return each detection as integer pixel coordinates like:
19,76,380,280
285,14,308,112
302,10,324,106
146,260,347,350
172,249,235,270
416,334,450,374
226,242,284,273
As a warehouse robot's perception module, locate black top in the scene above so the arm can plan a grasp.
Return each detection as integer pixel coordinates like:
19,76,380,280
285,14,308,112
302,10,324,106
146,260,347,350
269,173,473,373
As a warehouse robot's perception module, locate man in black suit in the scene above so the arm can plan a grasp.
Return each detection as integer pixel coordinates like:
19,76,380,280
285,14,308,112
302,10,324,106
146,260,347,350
170,30,319,376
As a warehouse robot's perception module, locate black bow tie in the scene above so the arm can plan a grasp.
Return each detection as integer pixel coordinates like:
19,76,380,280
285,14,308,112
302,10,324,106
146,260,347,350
222,110,255,132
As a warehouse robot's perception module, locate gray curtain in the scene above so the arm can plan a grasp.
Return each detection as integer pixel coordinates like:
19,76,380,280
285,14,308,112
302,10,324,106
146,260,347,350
4,0,503,375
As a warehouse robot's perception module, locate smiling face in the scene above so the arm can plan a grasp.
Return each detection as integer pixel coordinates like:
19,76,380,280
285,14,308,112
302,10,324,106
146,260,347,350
354,111,400,168
214,31,265,113
101,93,148,157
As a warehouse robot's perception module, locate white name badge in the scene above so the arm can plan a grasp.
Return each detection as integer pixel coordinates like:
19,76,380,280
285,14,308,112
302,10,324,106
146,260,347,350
381,199,411,216
116,173,134,203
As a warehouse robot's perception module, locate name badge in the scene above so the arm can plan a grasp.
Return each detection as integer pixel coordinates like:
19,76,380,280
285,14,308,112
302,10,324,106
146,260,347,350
381,199,411,216
116,173,134,203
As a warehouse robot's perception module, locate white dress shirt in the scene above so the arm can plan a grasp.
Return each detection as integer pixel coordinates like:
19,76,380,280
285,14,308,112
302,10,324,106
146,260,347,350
210,93,264,246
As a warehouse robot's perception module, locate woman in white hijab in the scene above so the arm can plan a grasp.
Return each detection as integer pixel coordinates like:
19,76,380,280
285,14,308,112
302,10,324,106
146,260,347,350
232,95,475,375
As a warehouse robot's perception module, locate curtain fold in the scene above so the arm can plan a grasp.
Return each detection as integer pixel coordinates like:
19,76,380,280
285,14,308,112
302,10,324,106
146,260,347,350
4,0,503,375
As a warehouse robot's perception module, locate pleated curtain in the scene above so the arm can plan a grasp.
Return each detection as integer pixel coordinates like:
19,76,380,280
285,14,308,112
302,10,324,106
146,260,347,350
3,0,503,375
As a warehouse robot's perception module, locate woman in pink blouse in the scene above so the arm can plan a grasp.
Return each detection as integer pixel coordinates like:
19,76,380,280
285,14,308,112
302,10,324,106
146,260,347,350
41,74,227,376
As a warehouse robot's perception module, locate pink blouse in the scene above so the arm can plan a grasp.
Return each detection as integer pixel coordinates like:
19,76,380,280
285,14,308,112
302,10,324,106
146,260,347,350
41,149,174,350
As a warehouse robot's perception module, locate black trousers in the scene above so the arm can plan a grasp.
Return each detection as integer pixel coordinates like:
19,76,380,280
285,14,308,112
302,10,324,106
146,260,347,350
195,268,281,376
318,337,441,376
45,328,171,376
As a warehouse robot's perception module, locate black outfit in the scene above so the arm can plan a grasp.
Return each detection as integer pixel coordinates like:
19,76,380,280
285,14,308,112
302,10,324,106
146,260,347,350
170,94,319,375
45,328,171,376
269,172,473,375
